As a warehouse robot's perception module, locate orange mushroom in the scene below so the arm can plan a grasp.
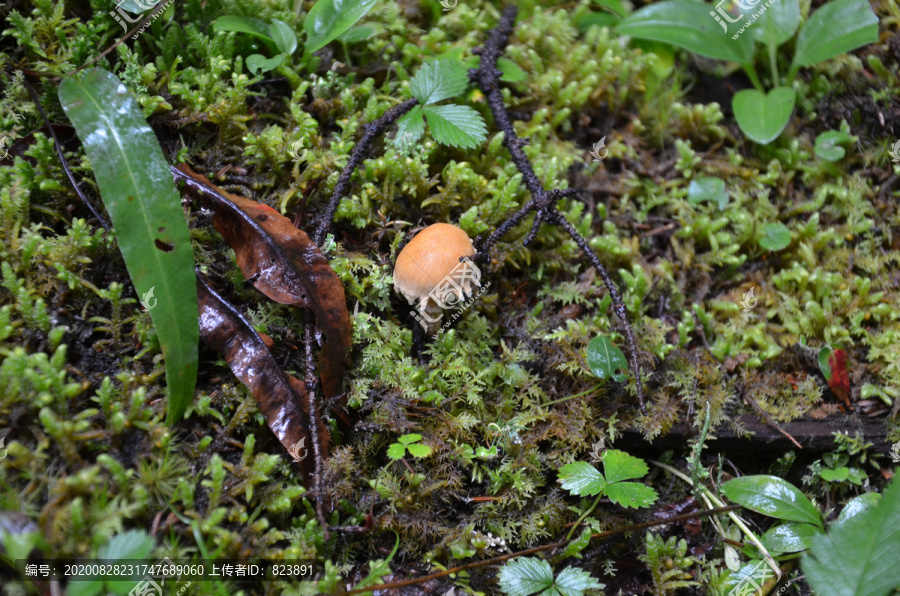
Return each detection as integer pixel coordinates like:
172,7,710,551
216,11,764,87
393,223,481,332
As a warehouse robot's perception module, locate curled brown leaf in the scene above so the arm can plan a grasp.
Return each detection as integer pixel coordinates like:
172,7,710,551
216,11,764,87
196,273,328,486
173,164,351,404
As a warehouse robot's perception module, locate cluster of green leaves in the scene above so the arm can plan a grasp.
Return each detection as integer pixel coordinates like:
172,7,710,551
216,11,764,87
558,449,658,508
386,433,433,460
617,0,879,143
213,0,378,75
394,59,488,150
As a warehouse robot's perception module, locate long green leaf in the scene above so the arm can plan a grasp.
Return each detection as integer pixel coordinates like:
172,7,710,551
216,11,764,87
303,0,378,53
616,0,755,63
722,475,823,528
792,0,879,69
59,68,198,424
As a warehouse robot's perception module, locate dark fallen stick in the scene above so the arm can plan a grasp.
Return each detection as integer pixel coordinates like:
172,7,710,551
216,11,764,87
312,98,419,245
617,414,892,454
469,5,646,413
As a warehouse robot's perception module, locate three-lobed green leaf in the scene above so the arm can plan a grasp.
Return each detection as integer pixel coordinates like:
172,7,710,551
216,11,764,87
58,68,198,424
498,557,604,596
558,450,658,509
304,0,378,53
721,475,823,529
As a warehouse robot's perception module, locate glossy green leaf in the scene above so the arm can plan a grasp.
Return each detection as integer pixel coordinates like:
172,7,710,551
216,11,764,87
604,482,658,509
759,222,792,251
835,492,881,526
741,0,800,47
616,0,754,63
602,449,649,483
268,19,297,55
815,130,852,161
804,478,900,596
212,15,275,45
722,475,823,528
820,467,850,482
760,521,821,554
303,0,378,53
386,443,406,460
793,0,879,69
336,24,378,43
818,347,833,380
410,59,470,105
423,105,487,149
594,0,627,18
246,53,285,75
58,68,198,424
687,176,728,209
586,335,628,382
559,461,607,497
575,12,621,32
733,87,796,144
499,557,604,596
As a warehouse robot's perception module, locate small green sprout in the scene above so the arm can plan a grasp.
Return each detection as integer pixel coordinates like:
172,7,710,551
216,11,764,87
387,434,432,460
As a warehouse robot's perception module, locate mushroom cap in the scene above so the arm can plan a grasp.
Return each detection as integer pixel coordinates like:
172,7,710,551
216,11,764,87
393,223,476,303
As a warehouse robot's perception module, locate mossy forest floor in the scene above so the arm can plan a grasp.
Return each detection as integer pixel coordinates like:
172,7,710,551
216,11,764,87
2,0,900,594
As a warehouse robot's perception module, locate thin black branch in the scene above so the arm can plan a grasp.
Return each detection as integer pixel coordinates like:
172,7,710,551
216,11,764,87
313,98,419,245
469,5,646,413
304,320,329,541
24,79,111,231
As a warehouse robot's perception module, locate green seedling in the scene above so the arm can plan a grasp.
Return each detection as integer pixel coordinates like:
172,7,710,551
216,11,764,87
387,433,432,460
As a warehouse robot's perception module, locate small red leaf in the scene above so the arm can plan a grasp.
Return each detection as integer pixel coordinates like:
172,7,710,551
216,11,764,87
827,348,851,406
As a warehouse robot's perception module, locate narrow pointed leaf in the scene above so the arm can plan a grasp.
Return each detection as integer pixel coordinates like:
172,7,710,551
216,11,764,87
173,165,351,408
58,68,198,424
303,0,378,53
197,274,327,485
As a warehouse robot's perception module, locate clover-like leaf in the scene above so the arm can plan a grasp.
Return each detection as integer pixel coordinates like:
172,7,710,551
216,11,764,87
386,443,407,461
558,462,607,497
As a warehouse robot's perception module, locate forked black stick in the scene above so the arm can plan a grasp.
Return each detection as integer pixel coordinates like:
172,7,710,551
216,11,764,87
469,5,646,413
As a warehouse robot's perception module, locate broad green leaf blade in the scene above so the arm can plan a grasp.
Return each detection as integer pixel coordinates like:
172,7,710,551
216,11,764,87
760,521,821,554
303,0,378,53
246,53,285,75
687,176,728,209
336,24,378,43
739,0,800,47
406,443,432,458
558,461,607,497
400,433,422,444
733,87,795,145
835,492,881,526
722,475,823,528
815,130,852,161
792,0,879,69
759,222,791,251
602,449,649,483
212,15,275,44
394,105,426,150
498,57,527,83
586,335,628,382
604,482,658,509
386,443,407,460
498,557,555,596
268,19,298,55
553,566,605,595
616,0,754,63
99,530,155,593
59,68,198,424
410,59,470,105
422,105,487,149
803,479,900,596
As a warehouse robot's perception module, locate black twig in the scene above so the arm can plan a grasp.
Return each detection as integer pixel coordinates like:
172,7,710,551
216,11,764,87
313,98,419,245
23,79,111,231
470,5,646,413
304,320,329,541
